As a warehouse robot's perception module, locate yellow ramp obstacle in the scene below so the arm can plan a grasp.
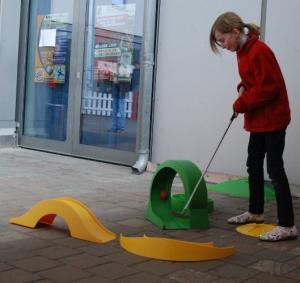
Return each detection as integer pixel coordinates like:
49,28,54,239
236,223,275,238
10,197,116,243
120,235,235,261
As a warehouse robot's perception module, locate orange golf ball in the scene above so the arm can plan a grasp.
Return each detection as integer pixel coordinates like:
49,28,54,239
159,190,168,200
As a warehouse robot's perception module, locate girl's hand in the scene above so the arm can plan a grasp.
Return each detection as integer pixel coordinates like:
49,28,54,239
239,86,246,96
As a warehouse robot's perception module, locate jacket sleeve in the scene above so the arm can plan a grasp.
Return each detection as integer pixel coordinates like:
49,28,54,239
233,48,282,113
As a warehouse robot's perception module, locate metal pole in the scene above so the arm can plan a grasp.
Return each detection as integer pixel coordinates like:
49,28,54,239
132,0,158,173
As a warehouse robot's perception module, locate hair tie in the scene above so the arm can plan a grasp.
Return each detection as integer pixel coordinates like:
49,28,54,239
242,23,249,34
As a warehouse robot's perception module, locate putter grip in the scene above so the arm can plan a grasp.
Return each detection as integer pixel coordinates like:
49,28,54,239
230,112,238,121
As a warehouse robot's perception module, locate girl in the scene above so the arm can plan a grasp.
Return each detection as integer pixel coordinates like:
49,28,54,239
209,11,297,241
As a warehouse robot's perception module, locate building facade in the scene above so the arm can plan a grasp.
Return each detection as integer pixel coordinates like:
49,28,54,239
1,0,300,194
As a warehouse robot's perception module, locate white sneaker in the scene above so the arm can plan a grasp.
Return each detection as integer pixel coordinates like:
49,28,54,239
227,211,264,224
260,225,298,241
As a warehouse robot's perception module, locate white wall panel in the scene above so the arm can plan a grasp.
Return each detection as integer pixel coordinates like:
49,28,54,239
0,0,21,129
265,0,300,191
152,0,262,176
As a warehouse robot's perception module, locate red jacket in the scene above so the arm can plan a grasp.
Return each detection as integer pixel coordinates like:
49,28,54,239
233,35,290,132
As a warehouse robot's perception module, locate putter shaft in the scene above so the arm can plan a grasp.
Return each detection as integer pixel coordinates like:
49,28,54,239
179,114,236,215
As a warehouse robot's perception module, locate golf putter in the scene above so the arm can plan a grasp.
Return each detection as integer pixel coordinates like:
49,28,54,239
173,112,237,217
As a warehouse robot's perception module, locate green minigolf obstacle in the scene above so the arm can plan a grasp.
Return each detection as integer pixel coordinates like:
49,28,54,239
207,178,275,202
171,193,214,214
145,160,213,230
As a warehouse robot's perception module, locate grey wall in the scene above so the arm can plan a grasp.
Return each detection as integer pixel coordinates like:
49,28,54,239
1,0,299,193
264,0,300,193
0,0,21,133
152,0,261,169
151,0,300,193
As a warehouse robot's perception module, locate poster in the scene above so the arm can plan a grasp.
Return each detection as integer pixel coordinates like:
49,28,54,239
94,4,136,83
34,13,69,83
94,60,117,81
95,4,136,34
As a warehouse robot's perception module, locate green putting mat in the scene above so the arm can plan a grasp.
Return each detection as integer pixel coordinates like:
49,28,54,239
207,178,275,202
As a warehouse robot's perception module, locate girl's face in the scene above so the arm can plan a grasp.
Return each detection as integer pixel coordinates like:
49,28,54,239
214,29,241,52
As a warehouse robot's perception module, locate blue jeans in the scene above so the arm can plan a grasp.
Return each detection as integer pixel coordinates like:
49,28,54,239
111,83,126,131
247,129,294,227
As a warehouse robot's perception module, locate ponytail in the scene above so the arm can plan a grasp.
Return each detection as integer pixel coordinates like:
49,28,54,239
244,23,260,37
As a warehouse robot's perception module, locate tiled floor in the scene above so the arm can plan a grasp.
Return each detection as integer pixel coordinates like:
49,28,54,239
0,148,299,283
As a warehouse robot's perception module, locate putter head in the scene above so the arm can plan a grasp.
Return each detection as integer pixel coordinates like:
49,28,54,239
171,210,189,218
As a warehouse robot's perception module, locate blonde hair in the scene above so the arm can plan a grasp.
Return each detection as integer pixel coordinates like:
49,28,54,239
210,12,260,53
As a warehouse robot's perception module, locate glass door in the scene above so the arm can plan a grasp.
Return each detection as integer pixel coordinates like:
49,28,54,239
18,0,151,165
19,0,82,153
72,0,145,164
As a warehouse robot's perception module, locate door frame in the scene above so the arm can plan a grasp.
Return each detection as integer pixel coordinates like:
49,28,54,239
16,0,157,166
16,0,85,156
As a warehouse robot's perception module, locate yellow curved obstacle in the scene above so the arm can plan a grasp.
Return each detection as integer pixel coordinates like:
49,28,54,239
120,235,235,261
10,197,116,243
236,223,275,238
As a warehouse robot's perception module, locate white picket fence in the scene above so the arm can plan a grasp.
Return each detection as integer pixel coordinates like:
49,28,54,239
81,91,133,118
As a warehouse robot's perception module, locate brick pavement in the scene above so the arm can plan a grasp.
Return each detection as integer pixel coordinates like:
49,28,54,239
0,148,299,283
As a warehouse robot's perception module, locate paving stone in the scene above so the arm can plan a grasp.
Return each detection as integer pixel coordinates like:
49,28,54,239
167,268,218,282
100,250,148,266
161,229,211,241
288,246,300,256
250,259,300,275
53,237,93,249
1,148,300,282
115,272,174,283
179,260,224,272
225,237,264,255
260,238,300,251
9,224,37,234
224,252,259,266
87,262,138,280
0,268,41,283
210,279,236,283
133,260,183,276
34,245,82,259
116,200,147,210
74,276,113,283
292,255,300,266
37,265,91,283
207,263,259,282
8,238,53,251
29,227,69,240
0,230,31,243
0,242,11,251
285,268,300,281
78,242,120,257
203,227,236,238
0,247,34,261
244,272,299,283
0,262,13,272
12,255,62,272
118,218,150,228
100,207,142,222
108,223,149,235
32,280,54,283
210,217,235,230
254,249,296,262
59,253,109,268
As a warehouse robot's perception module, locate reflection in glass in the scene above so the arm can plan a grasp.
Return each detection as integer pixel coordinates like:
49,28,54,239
80,0,143,152
23,0,73,141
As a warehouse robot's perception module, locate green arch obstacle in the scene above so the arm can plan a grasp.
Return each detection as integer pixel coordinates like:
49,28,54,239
145,160,213,229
